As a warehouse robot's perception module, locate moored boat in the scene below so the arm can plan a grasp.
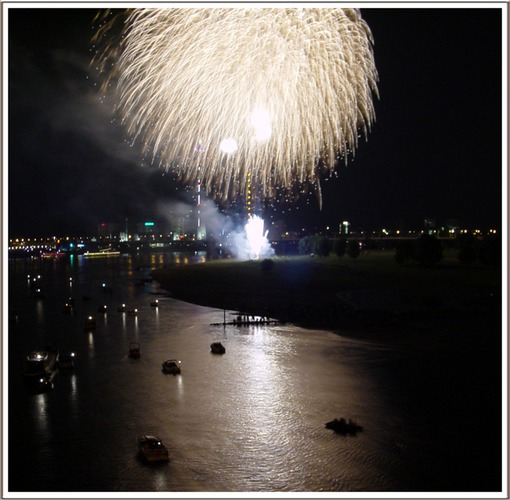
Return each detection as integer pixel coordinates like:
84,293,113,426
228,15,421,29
129,342,141,359
84,315,97,330
23,346,59,383
83,248,120,258
161,359,181,374
58,352,75,369
137,434,169,463
210,342,226,354
325,418,363,435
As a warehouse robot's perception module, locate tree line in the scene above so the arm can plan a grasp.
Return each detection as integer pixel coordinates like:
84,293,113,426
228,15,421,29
296,233,501,267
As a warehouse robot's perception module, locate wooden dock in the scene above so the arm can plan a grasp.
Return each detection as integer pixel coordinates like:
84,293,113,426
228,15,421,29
211,311,283,327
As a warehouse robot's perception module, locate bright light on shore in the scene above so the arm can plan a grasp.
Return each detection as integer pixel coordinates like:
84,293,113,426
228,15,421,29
245,215,269,260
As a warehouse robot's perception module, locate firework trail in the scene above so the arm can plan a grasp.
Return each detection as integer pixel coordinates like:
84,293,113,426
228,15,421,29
93,8,378,201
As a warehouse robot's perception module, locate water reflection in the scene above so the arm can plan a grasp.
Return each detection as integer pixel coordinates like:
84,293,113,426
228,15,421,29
32,393,49,436
35,299,44,324
87,332,94,353
70,373,77,398
8,252,502,493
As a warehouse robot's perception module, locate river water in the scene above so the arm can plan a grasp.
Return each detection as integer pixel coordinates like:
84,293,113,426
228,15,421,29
6,252,503,495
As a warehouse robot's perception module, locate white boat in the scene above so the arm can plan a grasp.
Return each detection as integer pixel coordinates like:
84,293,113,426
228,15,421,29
83,248,120,258
137,435,169,462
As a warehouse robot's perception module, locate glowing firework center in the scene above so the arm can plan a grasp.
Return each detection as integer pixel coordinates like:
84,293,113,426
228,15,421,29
219,108,272,155
245,215,270,260
94,8,378,201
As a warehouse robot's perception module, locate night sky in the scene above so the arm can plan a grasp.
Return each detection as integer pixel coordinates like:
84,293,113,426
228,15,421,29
6,4,505,237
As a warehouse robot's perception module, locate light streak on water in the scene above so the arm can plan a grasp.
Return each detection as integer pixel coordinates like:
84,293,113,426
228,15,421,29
92,8,378,201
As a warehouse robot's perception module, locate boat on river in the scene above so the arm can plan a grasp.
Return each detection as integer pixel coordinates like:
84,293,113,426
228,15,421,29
129,342,141,359
58,352,75,369
325,418,363,435
162,359,181,374
210,311,283,327
84,316,96,330
42,251,66,260
210,342,226,354
83,248,120,258
23,347,59,378
23,347,59,389
137,434,169,463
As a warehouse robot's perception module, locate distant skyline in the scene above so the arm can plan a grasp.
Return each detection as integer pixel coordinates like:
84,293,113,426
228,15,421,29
5,4,506,237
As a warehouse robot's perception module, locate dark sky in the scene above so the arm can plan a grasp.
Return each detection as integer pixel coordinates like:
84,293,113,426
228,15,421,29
6,4,505,237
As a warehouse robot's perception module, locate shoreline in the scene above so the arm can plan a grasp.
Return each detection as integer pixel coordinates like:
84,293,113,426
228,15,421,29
151,255,502,351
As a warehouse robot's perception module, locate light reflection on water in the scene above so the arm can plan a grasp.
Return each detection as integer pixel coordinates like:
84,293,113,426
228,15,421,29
7,252,502,494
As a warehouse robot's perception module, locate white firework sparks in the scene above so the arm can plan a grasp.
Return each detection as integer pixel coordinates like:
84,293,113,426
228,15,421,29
244,215,271,260
93,7,379,201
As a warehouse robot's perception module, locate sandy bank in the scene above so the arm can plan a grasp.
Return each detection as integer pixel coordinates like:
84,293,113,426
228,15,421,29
151,254,501,347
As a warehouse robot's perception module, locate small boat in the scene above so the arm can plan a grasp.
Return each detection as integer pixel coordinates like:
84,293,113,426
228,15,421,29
137,434,169,463
210,342,226,354
83,248,120,258
23,346,59,383
117,304,126,313
42,251,66,259
150,300,159,307
58,352,75,369
98,304,108,313
129,342,141,359
128,308,138,316
62,302,73,313
325,418,363,435
28,376,54,393
84,316,96,330
161,359,181,375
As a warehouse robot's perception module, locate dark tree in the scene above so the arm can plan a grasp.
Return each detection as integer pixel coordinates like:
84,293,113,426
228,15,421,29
334,238,347,258
395,239,415,264
347,240,360,260
456,234,477,266
414,234,444,266
478,234,501,267
260,258,275,274
298,235,314,255
313,236,332,258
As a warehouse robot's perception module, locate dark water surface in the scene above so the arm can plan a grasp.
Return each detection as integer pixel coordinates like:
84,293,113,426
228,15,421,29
6,253,503,494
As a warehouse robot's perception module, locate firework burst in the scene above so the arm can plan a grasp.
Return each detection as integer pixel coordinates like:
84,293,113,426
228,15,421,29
93,7,378,201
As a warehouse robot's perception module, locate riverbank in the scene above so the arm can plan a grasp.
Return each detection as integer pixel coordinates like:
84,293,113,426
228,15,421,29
151,252,502,347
